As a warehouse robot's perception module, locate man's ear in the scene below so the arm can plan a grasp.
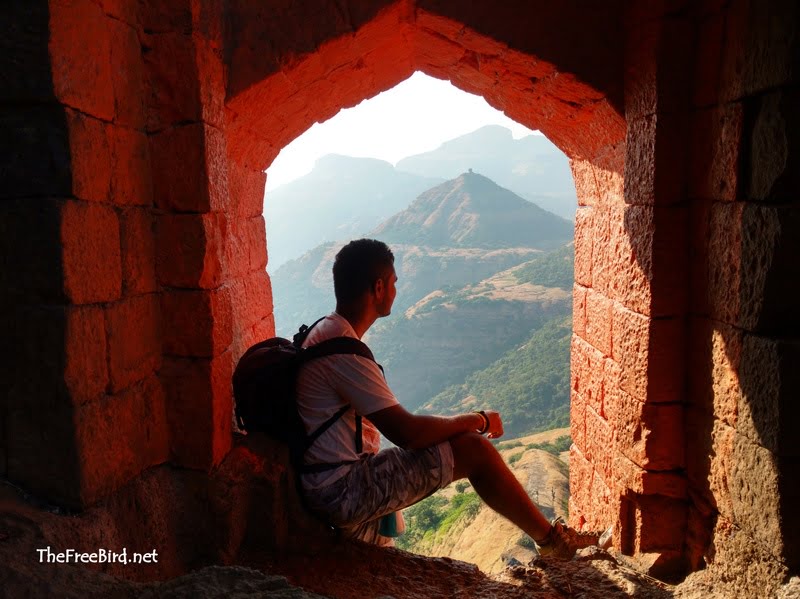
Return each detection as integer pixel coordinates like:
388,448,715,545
373,277,385,299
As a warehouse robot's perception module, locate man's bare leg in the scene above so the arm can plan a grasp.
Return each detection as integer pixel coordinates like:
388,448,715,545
450,432,552,542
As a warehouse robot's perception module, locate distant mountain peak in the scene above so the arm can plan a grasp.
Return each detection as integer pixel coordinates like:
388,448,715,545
453,169,498,185
422,170,533,207
372,173,572,250
395,125,577,220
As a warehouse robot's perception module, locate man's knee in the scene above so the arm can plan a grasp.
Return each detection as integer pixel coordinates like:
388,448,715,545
450,432,497,478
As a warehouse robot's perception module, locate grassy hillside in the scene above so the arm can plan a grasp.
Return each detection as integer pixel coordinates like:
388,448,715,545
368,244,574,416
512,242,574,290
369,297,570,413
397,428,572,574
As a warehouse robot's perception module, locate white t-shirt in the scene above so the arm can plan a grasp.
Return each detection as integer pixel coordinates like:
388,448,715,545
296,312,399,489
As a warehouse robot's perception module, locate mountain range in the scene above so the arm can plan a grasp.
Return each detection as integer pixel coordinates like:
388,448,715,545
373,171,572,250
264,125,577,269
264,155,441,269
271,172,572,332
396,125,576,219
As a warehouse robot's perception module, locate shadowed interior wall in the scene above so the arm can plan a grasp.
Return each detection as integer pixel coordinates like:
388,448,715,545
0,0,796,585
682,0,800,577
1,0,169,507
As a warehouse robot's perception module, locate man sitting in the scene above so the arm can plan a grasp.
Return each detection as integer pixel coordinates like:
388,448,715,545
296,238,594,557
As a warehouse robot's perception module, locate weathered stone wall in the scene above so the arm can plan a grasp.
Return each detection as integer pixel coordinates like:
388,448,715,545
141,0,236,472
569,3,694,578
1,0,168,507
682,0,800,583
0,0,797,589
0,0,252,506
570,0,800,585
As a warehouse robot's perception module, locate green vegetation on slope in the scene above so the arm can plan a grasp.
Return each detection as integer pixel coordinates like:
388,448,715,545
500,434,573,455
369,243,575,412
512,243,574,290
372,303,567,412
506,435,573,466
418,317,572,439
397,492,482,552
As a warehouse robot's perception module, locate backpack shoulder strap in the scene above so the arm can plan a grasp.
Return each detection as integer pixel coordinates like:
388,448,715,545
299,336,376,364
296,336,377,462
293,317,327,347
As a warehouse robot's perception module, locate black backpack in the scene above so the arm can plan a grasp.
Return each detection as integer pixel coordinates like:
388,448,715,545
232,317,376,472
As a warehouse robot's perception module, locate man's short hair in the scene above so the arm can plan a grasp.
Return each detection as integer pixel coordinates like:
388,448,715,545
333,239,395,305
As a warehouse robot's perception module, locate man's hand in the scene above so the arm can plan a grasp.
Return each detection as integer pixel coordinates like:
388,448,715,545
369,405,505,450
483,410,504,439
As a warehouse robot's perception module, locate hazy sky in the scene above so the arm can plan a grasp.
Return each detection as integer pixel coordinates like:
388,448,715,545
265,71,536,190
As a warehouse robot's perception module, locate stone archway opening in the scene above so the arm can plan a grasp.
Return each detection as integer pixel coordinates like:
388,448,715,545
220,0,675,573
260,70,577,325
259,72,553,276
223,1,627,353
258,77,581,553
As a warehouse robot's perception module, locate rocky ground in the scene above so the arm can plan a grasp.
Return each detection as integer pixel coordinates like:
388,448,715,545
16,539,797,599
3,539,675,599
2,432,797,599
255,544,676,599
3,503,798,599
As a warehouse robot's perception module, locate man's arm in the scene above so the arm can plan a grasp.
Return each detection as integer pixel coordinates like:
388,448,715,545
326,353,503,449
367,404,503,450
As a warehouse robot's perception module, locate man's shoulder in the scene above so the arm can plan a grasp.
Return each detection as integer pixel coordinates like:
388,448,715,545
300,314,380,378
303,313,359,347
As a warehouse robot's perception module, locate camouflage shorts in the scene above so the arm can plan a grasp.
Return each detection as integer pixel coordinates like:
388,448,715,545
302,441,455,545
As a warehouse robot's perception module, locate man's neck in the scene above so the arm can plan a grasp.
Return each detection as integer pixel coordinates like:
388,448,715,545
335,304,377,339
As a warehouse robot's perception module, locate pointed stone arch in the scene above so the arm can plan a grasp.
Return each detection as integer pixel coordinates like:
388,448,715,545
224,1,626,170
